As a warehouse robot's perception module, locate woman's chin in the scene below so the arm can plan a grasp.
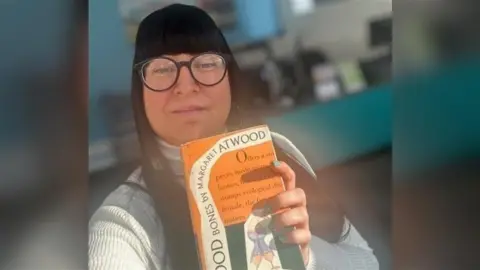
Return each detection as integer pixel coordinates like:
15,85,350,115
175,128,215,145
185,125,226,141
160,124,225,146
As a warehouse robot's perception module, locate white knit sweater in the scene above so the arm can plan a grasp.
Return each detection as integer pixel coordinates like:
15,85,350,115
89,133,379,270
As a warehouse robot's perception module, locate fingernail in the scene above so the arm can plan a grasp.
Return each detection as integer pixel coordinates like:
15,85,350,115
272,160,281,167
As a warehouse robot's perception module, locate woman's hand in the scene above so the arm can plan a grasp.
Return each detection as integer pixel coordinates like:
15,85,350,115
267,160,311,265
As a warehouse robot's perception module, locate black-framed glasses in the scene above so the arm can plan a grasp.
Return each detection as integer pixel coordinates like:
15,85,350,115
134,52,228,92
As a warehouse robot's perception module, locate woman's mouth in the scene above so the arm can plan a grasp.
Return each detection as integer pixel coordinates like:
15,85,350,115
171,106,207,115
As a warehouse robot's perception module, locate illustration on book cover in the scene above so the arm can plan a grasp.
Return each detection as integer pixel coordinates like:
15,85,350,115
245,207,281,269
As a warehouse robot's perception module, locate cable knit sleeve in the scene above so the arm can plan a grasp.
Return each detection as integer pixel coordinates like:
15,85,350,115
307,219,379,270
305,244,317,270
89,205,161,270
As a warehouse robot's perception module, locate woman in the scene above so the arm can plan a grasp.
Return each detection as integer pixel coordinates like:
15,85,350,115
89,4,378,270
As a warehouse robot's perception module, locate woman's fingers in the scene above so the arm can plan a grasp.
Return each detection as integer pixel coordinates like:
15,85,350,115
268,160,311,265
271,160,296,191
277,228,312,265
272,206,309,231
267,188,306,212
277,227,312,247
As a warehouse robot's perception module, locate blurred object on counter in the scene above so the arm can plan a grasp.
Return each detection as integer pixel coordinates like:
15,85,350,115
234,42,296,111
360,14,392,86
337,61,367,94
294,45,331,104
369,15,392,49
311,64,342,102
360,54,392,87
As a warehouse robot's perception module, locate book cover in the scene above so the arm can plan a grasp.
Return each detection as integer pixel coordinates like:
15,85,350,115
181,125,306,270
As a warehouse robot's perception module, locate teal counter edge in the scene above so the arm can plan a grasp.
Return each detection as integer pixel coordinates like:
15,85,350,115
266,85,392,169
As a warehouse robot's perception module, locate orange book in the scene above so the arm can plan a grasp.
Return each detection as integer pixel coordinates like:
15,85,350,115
181,125,305,270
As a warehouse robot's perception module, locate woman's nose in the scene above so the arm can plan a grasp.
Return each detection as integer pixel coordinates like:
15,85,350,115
173,66,199,95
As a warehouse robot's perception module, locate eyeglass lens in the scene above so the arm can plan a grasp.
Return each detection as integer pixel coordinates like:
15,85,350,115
142,53,226,91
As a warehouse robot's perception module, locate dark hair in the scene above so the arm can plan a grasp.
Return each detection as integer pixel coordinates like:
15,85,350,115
131,4,344,269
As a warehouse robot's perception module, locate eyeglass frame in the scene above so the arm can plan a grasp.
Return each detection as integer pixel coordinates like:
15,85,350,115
133,52,231,92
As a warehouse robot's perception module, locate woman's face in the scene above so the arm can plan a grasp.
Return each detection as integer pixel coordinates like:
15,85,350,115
143,53,231,146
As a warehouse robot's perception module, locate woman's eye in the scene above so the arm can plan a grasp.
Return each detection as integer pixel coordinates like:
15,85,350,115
196,62,218,69
153,67,175,74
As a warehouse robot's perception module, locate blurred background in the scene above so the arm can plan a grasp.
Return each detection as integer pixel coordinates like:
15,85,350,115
89,0,393,268
88,0,480,268
0,1,87,269
1,0,478,269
